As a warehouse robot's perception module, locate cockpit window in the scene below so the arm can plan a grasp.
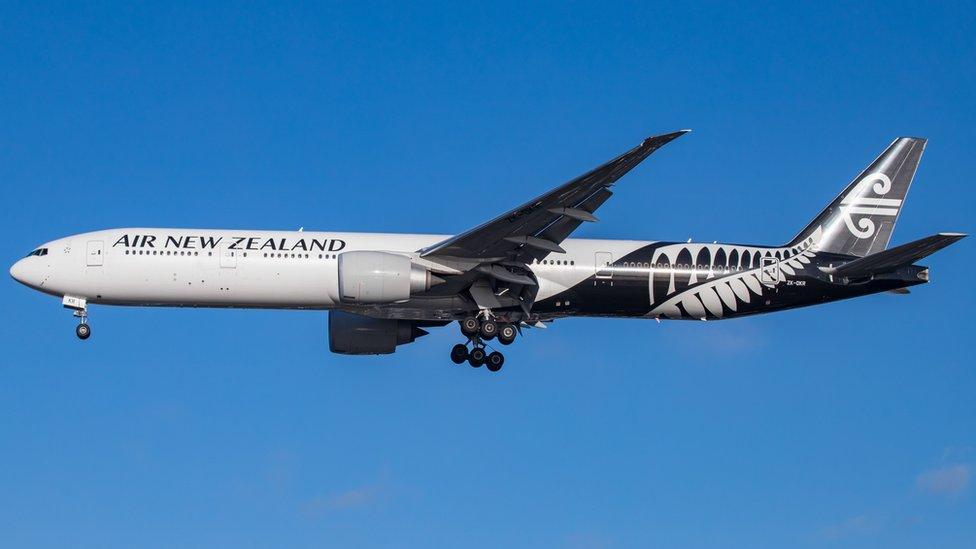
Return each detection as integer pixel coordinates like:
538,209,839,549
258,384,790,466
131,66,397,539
25,248,48,257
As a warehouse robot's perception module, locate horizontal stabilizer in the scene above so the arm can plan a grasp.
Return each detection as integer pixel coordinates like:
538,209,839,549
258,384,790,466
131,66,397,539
823,232,966,278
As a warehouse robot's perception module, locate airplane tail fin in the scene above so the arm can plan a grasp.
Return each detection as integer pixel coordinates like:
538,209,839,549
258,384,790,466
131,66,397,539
788,137,926,257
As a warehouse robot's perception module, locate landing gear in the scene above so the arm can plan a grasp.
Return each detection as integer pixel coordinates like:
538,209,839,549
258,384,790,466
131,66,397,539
447,341,504,373
450,343,468,364
479,319,498,340
486,351,504,372
453,315,513,372
73,308,91,340
498,323,517,345
460,316,480,337
468,347,486,367
449,340,502,371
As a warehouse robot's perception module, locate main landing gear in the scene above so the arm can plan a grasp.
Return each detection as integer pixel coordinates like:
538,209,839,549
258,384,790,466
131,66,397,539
450,342,505,372
451,315,517,372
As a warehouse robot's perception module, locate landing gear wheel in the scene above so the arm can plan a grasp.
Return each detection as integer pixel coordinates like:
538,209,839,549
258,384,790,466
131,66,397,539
75,323,91,340
460,317,480,337
450,344,469,364
486,351,505,372
498,324,517,345
468,347,486,367
479,319,498,340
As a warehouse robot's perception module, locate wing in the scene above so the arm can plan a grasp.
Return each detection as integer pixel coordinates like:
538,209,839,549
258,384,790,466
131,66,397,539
421,130,689,263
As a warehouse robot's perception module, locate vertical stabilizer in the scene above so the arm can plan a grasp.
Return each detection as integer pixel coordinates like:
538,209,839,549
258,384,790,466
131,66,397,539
789,137,926,257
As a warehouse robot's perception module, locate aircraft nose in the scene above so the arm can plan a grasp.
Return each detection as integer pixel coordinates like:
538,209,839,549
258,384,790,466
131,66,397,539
10,257,42,288
10,258,27,284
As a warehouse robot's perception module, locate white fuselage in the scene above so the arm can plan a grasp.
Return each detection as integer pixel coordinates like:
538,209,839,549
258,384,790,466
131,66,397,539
10,228,652,310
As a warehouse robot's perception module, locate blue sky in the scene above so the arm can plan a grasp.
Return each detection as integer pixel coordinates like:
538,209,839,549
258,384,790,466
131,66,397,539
1,2,974,547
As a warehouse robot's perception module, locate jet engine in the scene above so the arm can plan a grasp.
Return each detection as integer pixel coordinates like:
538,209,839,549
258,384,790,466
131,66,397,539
328,310,429,354
337,251,439,304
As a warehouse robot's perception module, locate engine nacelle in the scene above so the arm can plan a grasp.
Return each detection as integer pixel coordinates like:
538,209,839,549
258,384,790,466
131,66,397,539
328,310,427,355
337,251,434,304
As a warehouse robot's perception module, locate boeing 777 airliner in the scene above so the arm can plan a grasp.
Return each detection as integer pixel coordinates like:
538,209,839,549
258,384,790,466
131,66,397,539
10,132,965,371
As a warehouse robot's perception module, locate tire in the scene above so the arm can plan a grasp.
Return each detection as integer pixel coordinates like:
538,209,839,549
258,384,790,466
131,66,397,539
76,323,91,340
498,324,517,345
479,319,498,340
460,317,480,337
486,351,504,372
450,344,468,364
468,347,486,367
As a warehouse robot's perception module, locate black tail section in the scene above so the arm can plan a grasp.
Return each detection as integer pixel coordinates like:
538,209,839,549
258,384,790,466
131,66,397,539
789,137,926,257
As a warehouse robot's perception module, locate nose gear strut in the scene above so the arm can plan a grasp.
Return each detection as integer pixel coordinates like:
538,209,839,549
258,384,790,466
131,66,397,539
66,298,91,341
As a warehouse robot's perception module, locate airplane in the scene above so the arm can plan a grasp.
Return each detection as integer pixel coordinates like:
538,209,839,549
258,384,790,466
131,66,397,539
10,132,966,372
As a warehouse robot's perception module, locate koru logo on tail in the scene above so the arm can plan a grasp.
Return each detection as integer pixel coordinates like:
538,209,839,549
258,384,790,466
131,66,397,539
839,172,902,239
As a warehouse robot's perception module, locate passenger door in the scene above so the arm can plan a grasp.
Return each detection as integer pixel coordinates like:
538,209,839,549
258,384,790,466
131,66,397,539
594,251,613,286
760,256,780,287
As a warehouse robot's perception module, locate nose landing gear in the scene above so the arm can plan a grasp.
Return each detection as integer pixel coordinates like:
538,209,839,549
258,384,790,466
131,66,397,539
73,308,91,340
